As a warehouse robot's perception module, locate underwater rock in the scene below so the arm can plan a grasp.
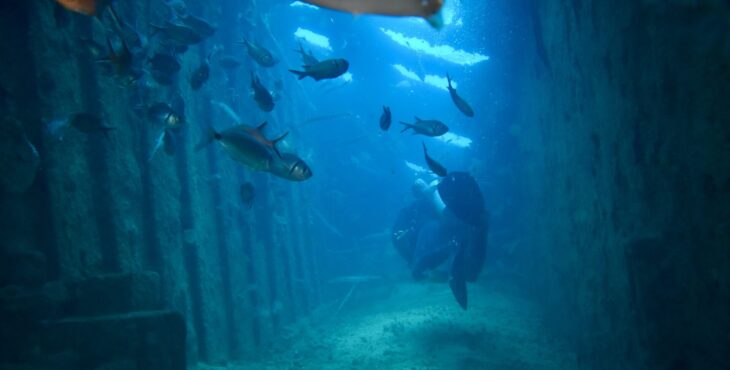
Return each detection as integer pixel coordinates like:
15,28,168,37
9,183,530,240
41,311,186,370
0,247,47,288
0,119,40,194
68,271,161,316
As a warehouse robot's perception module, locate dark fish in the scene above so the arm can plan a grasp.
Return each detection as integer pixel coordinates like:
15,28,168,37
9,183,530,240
147,102,184,132
195,125,275,171
422,142,447,177
399,116,448,137
98,35,141,85
179,14,216,39
190,57,210,90
437,172,486,227
148,53,181,73
446,73,474,118
269,153,313,182
238,39,278,67
251,72,274,112
295,40,318,66
240,182,255,208
218,56,242,69
69,113,115,137
150,21,203,47
289,58,349,81
379,106,391,131
300,0,445,28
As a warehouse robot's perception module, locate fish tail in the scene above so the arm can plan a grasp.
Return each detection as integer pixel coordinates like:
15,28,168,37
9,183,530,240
288,69,307,80
194,124,219,152
399,122,413,133
446,72,452,88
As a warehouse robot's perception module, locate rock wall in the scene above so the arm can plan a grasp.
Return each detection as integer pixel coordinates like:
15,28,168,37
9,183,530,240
515,1,730,369
0,0,320,367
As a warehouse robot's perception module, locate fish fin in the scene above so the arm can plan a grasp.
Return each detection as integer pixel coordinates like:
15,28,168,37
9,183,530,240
289,69,307,80
256,121,267,132
195,124,219,152
422,141,428,154
446,73,453,89
147,130,166,162
271,132,288,159
399,122,413,133
426,6,445,30
414,116,422,122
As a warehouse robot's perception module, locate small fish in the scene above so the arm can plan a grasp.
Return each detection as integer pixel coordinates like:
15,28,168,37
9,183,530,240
147,102,184,132
399,117,448,137
179,14,216,39
268,153,313,182
238,39,277,67
98,35,141,85
240,182,255,208
295,40,319,66
289,59,349,81
300,0,445,28
251,72,274,112
150,21,203,47
446,73,474,118
148,53,181,73
218,56,242,69
195,125,275,171
422,142,447,177
69,113,115,137
190,58,210,90
379,106,391,131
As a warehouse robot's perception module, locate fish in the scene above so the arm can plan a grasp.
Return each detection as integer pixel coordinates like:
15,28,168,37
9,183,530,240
234,122,287,159
295,40,319,66
446,73,474,118
422,142,448,177
251,72,274,112
379,106,391,131
147,102,184,132
437,172,486,227
150,21,204,47
240,182,255,208
268,152,313,182
238,39,278,67
195,125,275,171
98,35,141,85
399,117,449,137
190,57,210,90
289,59,349,81
218,56,242,69
55,0,104,16
179,14,216,39
69,113,115,137
148,53,181,73
300,0,445,28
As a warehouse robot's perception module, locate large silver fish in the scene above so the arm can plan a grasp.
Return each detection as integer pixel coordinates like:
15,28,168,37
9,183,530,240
301,0,445,28
195,125,275,171
268,153,313,182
